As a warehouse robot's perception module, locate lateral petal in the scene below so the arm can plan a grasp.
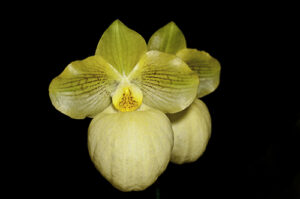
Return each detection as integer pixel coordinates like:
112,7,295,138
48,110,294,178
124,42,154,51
176,48,221,98
49,55,121,119
129,50,199,113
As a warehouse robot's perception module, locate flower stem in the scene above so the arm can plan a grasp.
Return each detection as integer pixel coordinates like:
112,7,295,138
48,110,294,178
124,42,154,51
156,186,160,199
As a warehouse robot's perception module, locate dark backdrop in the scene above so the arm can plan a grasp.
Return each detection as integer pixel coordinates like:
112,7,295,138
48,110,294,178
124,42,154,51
12,4,299,199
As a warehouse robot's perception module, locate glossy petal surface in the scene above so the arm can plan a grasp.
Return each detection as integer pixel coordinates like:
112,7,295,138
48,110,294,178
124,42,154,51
49,56,121,119
177,49,221,98
129,50,199,113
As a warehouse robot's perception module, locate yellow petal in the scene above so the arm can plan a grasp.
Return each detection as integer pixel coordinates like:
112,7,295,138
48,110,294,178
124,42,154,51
176,48,221,98
129,50,199,113
88,104,174,191
49,55,121,119
167,99,211,164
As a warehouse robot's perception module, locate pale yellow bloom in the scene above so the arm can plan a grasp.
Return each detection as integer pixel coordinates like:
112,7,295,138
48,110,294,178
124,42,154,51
49,20,201,191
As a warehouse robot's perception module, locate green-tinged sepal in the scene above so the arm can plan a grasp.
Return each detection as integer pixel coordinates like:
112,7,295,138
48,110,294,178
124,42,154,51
176,49,221,98
148,21,186,54
49,55,122,119
129,50,199,113
95,19,147,76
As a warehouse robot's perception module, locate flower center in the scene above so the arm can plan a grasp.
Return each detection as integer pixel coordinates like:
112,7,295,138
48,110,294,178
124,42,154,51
112,82,143,112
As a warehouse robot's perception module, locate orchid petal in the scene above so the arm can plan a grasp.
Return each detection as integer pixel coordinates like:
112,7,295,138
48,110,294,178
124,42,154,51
49,56,121,119
176,48,221,98
129,50,199,113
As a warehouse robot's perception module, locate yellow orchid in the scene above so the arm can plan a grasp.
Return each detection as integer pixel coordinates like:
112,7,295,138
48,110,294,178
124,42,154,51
148,22,221,164
49,20,200,191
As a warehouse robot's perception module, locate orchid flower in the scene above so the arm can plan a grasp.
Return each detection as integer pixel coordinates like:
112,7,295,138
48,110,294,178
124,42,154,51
49,20,200,191
148,22,221,164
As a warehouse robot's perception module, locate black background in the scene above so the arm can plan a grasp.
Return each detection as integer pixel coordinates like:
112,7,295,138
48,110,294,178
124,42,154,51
10,3,299,199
